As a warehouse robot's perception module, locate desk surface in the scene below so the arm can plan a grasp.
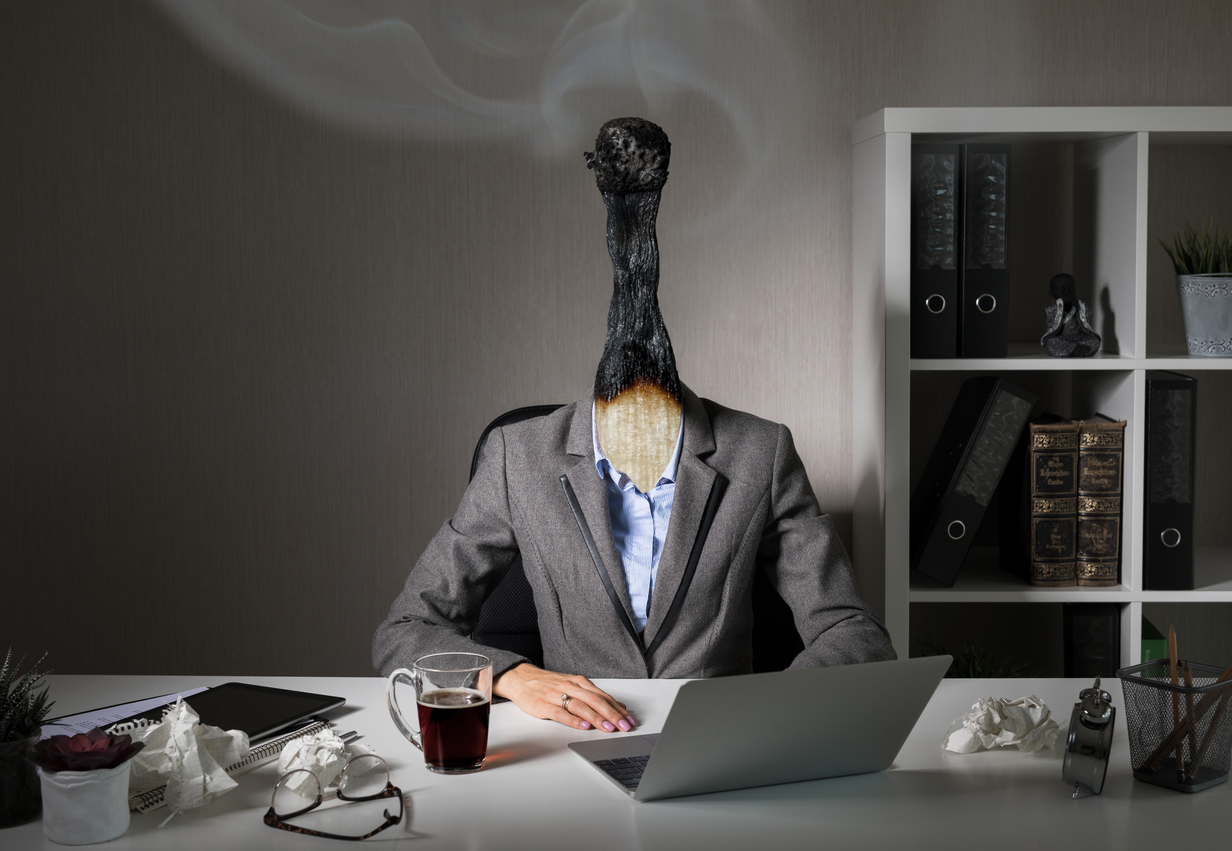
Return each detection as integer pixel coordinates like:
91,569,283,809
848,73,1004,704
6,674,1227,850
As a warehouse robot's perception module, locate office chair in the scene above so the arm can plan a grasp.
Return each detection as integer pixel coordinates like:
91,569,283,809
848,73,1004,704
469,405,563,667
467,404,804,673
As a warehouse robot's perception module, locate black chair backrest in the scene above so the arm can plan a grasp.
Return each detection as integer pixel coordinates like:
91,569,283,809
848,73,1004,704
469,405,565,482
467,403,804,672
469,406,563,667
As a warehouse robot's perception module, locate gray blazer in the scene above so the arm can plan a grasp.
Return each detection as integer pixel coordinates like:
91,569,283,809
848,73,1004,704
372,386,894,679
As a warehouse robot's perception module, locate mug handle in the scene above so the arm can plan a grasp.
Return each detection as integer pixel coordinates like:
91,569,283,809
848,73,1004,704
386,668,422,751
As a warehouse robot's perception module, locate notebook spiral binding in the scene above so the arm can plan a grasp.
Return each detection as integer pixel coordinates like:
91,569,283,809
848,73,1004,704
122,719,334,814
129,785,169,812
107,715,163,736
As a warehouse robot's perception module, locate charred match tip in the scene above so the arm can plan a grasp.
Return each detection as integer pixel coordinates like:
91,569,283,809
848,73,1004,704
584,117,670,195
589,117,680,406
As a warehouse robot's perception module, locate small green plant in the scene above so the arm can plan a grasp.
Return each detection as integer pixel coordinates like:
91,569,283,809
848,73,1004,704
1159,219,1232,275
0,649,53,743
917,638,1037,678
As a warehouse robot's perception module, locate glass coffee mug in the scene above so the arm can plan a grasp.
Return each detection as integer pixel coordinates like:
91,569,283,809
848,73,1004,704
386,653,492,774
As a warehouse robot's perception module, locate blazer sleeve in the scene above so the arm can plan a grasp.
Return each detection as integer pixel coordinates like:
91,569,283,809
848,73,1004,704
372,427,530,678
757,425,897,667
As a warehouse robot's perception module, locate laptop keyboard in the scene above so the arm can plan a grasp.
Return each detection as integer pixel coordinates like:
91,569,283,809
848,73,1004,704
595,755,650,789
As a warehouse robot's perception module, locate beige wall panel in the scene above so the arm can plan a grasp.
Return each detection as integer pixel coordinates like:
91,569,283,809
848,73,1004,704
4,1,1232,675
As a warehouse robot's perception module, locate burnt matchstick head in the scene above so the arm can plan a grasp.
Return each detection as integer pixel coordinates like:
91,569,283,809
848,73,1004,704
584,117,670,196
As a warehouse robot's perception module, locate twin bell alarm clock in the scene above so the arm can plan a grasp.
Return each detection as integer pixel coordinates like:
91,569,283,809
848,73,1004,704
1062,677,1116,798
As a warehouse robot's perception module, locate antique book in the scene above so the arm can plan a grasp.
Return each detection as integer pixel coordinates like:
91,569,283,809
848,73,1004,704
1076,415,1126,587
911,376,1037,586
1025,416,1080,587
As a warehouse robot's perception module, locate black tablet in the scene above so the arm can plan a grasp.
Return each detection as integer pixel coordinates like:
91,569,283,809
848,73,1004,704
119,682,345,742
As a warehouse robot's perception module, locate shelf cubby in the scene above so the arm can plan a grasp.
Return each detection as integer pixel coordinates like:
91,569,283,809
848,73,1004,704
853,108,1232,670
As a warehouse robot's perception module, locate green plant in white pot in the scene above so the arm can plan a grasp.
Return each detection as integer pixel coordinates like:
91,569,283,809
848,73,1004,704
0,650,53,829
1160,220,1232,356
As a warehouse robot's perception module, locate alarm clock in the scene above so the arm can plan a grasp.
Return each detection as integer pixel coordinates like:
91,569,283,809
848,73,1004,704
1062,677,1115,798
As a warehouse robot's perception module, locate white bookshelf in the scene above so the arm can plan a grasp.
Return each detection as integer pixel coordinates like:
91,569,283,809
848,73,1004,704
852,107,1232,668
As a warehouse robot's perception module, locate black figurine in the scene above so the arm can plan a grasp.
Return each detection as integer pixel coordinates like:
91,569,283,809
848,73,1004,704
1041,273,1101,357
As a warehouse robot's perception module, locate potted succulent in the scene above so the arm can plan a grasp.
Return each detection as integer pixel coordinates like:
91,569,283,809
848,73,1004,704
1160,219,1232,356
0,649,53,828
31,728,144,845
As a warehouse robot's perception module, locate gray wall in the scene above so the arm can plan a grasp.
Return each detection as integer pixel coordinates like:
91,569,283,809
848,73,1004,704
4,1,1231,676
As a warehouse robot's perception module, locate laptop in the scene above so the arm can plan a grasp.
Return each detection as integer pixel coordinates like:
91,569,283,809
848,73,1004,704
568,654,950,801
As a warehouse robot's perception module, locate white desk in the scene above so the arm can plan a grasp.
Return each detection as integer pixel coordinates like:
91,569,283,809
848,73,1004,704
6,675,1227,850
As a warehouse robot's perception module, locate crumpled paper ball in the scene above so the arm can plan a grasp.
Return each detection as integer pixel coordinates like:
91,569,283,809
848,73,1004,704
119,698,249,825
277,729,376,798
943,695,1063,754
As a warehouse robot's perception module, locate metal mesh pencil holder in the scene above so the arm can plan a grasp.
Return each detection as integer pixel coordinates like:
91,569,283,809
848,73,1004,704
1117,661,1232,793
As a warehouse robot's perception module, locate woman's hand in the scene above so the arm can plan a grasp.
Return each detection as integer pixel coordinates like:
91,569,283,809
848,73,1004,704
494,663,636,732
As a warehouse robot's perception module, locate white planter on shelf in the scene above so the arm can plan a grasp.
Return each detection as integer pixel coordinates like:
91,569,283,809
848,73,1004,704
38,761,131,845
1177,273,1232,356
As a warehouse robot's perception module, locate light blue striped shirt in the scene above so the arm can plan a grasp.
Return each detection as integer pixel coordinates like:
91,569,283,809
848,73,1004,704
592,403,685,634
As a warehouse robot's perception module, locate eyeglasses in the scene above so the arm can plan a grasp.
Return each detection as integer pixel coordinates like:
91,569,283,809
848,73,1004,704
264,754,403,841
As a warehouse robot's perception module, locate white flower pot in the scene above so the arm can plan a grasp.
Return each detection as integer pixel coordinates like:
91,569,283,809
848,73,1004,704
39,761,131,845
1177,274,1232,356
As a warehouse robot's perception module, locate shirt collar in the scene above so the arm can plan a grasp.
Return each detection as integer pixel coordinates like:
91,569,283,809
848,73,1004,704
592,399,685,493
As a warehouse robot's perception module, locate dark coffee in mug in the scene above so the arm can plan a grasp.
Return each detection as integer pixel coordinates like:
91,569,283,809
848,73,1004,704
416,688,490,771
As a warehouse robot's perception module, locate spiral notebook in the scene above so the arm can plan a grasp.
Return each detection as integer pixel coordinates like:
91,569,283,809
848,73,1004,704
56,682,351,813
122,718,356,813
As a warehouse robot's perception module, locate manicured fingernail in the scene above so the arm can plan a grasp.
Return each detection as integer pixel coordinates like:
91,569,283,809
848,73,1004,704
625,715,636,728
617,719,631,732
579,721,592,730
602,721,616,732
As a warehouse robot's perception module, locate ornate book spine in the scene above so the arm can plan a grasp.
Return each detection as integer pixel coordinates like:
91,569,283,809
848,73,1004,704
1076,416,1126,588
1027,418,1079,587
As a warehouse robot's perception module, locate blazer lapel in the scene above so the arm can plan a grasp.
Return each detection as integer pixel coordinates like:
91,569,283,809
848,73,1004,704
642,387,720,650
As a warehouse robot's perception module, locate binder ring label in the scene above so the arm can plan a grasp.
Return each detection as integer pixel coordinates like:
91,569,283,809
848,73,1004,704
1160,528,1182,548
975,294,997,314
925,294,946,314
946,520,966,540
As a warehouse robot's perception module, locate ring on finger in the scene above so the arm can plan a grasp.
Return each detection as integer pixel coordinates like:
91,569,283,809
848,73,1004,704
561,693,572,711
